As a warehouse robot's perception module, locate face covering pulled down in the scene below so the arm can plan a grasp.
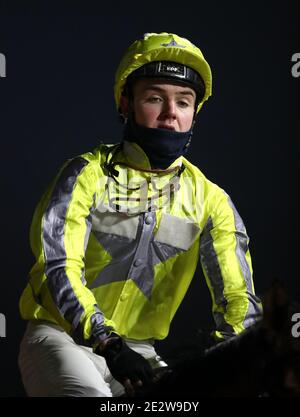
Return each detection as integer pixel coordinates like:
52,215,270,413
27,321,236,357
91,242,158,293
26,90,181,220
123,118,193,170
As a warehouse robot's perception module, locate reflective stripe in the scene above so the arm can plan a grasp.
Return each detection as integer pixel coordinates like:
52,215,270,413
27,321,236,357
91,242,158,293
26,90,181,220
91,211,183,299
228,197,261,326
128,212,157,297
227,198,251,288
199,216,234,334
43,157,103,342
154,213,201,250
89,305,110,345
91,230,138,288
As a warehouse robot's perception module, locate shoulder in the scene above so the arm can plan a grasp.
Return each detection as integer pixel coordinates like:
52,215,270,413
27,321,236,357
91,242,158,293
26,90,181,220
182,157,235,220
67,142,119,177
182,157,225,196
79,143,117,165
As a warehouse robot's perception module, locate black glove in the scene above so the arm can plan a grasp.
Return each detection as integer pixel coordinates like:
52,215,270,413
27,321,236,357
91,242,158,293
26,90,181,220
96,333,155,387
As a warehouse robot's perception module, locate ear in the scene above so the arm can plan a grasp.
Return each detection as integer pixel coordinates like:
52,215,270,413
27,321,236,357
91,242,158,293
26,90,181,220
120,95,129,118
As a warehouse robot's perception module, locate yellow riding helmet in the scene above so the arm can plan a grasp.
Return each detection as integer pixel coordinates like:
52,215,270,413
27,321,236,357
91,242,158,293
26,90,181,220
114,32,212,114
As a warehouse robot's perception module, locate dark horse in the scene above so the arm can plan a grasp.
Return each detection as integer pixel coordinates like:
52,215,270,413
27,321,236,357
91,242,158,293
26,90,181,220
137,282,300,397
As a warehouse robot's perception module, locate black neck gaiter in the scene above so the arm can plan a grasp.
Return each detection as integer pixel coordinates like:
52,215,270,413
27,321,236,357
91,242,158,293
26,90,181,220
122,118,193,169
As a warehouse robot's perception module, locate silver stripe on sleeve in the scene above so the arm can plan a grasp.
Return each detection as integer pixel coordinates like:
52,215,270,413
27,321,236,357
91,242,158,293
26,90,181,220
199,216,235,335
227,197,262,327
43,157,105,344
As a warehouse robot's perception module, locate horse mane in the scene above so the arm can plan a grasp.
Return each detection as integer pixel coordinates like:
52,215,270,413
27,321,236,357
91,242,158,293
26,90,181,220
136,281,300,398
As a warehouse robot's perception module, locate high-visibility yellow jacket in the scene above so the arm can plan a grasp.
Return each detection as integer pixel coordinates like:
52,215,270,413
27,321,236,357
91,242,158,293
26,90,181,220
19,141,261,348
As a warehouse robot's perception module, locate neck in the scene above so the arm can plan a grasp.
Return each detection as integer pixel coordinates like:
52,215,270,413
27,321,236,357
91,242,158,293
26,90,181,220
122,118,193,169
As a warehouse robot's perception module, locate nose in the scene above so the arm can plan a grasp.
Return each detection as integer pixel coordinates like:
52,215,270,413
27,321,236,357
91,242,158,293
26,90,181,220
160,99,176,120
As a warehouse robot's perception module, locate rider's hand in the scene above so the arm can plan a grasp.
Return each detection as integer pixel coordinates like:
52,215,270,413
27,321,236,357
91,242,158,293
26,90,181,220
96,333,154,396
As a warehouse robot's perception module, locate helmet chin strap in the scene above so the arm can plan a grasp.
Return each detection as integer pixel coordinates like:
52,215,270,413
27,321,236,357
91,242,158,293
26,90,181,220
183,118,196,151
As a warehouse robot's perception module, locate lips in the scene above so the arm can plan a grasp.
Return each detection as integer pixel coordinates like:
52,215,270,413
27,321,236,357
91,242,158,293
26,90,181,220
158,125,175,131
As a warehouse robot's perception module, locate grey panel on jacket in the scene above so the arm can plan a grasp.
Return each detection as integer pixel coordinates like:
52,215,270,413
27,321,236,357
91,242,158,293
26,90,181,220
154,213,201,250
90,212,184,299
92,204,139,240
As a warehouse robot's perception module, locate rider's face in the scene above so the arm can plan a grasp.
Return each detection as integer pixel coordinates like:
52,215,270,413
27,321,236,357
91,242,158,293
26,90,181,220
122,78,196,132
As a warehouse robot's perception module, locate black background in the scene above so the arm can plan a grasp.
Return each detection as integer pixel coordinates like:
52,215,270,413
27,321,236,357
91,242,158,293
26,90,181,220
0,0,299,397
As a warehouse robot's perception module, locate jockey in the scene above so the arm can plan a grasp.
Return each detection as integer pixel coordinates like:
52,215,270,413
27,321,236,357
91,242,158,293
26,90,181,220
18,32,262,397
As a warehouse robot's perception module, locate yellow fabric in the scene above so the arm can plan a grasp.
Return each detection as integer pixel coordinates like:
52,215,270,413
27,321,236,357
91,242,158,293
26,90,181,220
114,32,212,113
19,143,261,346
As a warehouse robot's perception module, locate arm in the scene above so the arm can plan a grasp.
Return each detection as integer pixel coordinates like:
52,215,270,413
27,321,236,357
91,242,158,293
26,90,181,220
29,156,114,347
199,188,262,340
28,155,154,393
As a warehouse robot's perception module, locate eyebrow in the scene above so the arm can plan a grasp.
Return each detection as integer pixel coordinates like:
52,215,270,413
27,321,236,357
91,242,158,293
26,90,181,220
143,85,195,98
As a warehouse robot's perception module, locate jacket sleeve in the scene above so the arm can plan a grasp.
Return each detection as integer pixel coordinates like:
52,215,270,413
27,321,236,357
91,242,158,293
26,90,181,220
28,156,116,347
199,188,262,340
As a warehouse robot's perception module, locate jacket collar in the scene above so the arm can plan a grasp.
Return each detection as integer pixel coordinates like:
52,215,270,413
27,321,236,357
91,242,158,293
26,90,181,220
122,140,183,171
